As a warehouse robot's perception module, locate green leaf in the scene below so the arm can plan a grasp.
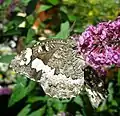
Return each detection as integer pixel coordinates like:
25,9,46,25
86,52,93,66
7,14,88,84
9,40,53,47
108,82,114,102
74,28,84,33
53,99,64,111
47,107,54,116
60,6,68,14
26,15,34,25
17,105,31,116
8,75,27,107
48,0,60,5
111,100,118,107
0,54,16,63
21,0,31,6
28,106,46,116
25,28,35,44
68,15,77,22
97,99,107,112
8,75,36,107
14,7,23,12
4,0,12,7
53,21,70,39
81,94,94,116
16,75,28,85
118,69,120,86
25,80,36,94
37,5,52,12
27,96,48,103
74,96,84,107
4,30,21,36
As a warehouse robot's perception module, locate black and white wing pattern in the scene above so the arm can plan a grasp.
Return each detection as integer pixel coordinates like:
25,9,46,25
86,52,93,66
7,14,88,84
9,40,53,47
84,66,106,107
10,39,85,98
10,39,106,107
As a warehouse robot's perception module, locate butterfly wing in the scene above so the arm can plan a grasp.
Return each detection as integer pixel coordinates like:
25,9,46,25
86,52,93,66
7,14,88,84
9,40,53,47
10,39,85,98
10,39,106,106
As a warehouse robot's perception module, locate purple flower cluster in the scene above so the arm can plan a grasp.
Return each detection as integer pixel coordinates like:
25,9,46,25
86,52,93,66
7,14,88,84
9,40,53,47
73,17,120,75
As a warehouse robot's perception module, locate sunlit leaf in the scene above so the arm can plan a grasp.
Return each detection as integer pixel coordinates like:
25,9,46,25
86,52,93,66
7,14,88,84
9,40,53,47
37,5,52,13
8,75,36,107
18,21,26,28
53,21,70,39
48,0,60,5
53,99,64,111
0,54,16,63
17,105,31,116
27,96,48,103
28,106,46,116
26,15,34,25
25,28,35,44
25,80,36,94
108,82,114,102
68,15,77,22
8,75,27,107
74,96,84,107
21,0,31,6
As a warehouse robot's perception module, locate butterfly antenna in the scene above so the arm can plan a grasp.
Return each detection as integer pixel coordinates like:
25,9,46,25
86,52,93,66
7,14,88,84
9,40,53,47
68,20,76,38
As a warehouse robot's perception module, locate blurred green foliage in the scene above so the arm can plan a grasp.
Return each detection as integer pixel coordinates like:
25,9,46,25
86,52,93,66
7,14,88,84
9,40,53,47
1,0,119,44
63,0,120,32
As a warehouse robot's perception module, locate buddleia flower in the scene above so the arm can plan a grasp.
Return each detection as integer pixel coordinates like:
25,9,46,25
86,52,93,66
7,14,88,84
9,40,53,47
72,17,120,76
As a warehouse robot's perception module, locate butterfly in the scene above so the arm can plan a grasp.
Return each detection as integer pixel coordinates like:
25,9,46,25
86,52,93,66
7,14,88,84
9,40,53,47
10,38,106,107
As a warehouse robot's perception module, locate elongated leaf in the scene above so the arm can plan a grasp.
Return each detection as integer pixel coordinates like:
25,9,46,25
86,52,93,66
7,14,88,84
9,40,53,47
26,15,34,25
21,0,31,6
53,99,64,111
27,96,48,103
47,107,54,116
37,5,52,12
25,80,36,94
25,28,35,44
8,75,36,107
52,21,70,39
68,14,77,22
4,30,21,36
74,96,84,107
8,75,27,107
118,69,120,86
4,0,12,7
48,0,60,5
108,82,114,102
28,106,46,116
0,54,16,63
17,105,31,116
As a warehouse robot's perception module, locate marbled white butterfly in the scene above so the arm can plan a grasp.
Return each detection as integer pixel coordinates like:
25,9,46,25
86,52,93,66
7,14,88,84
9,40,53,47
10,38,106,107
